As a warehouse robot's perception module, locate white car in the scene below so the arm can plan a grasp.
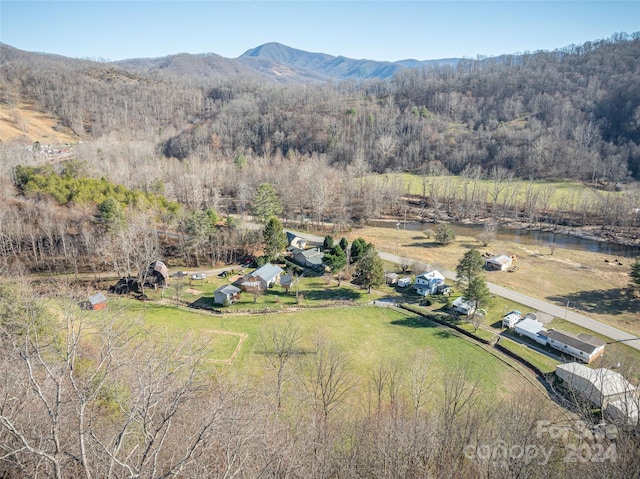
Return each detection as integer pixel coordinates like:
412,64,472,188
191,273,206,280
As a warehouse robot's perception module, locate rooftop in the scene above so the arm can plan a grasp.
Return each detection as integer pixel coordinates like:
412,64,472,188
557,362,636,398
487,255,512,265
89,292,107,305
251,263,284,282
215,284,241,295
416,270,445,282
515,317,546,335
547,329,606,354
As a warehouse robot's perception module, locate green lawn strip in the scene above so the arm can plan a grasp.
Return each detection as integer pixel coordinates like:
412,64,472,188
384,173,616,210
496,336,558,374
169,274,394,312
130,301,512,397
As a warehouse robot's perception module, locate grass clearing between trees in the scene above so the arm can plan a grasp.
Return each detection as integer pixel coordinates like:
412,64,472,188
123,300,548,403
384,173,618,210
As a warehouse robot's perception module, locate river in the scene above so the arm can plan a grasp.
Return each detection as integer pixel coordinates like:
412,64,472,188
368,220,640,258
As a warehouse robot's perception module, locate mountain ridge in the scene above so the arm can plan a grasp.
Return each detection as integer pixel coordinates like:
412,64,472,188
238,41,461,80
1,41,464,83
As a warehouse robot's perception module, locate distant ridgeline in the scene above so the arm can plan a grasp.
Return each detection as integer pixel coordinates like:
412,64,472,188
13,161,181,213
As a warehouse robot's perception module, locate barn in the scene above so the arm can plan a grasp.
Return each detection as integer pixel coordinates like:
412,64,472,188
89,292,108,310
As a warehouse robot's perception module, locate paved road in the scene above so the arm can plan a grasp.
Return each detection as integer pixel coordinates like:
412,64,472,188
378,250,640,351
287,230,640,351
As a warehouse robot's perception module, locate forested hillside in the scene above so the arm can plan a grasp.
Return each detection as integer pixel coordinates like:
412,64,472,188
1,34,640,278
2,34,638,181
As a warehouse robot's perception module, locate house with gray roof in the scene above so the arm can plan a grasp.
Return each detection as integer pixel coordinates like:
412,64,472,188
291,247,325,269
241,263,284,290
214,284,241,305
547,329,606,363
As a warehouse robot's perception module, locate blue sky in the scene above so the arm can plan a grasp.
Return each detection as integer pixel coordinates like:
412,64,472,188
1,1,638,61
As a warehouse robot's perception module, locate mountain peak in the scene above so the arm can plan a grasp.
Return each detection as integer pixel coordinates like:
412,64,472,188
240,42,334,64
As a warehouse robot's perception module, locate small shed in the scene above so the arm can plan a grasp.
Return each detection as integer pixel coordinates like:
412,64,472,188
88,292,107,311
214,285,241,306
385,272,399,285
486,255,513,271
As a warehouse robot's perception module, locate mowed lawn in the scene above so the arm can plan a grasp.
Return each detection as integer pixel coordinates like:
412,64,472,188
126,300,539,400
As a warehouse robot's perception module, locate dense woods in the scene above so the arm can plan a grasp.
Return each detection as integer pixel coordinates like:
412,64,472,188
2,34,639,180
1,34,640,274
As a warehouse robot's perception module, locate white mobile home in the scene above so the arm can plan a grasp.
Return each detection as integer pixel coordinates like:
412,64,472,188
514,317,548,345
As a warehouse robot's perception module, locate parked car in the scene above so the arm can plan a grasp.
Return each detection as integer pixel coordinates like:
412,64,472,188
239,256,255,267
191,273,206,280
173,271,188,278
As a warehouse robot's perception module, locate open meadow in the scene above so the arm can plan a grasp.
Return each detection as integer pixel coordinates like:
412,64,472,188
120,299,554,409
379,173,623,210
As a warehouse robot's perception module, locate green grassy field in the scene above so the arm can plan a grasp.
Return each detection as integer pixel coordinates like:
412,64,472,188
376,173,617,210
122,300,539,400
496,336,559,375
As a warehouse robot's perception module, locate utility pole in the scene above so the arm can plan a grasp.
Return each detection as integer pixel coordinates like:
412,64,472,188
396,222,400,255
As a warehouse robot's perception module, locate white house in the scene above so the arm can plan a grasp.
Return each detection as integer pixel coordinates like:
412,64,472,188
214,284,241,305
486,255,513,271
514,317,548,345
452,296,476,316
241,263,284,291
414,270,445,296
556,363,638,424
547,329,606,363
502,310,522,328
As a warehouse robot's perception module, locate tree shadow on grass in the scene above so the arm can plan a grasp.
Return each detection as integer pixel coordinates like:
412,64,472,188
189,297,217,310
407,242,446,249
391,316,439,328
547,288,640,316
302,287,362,302
391,316,454,339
